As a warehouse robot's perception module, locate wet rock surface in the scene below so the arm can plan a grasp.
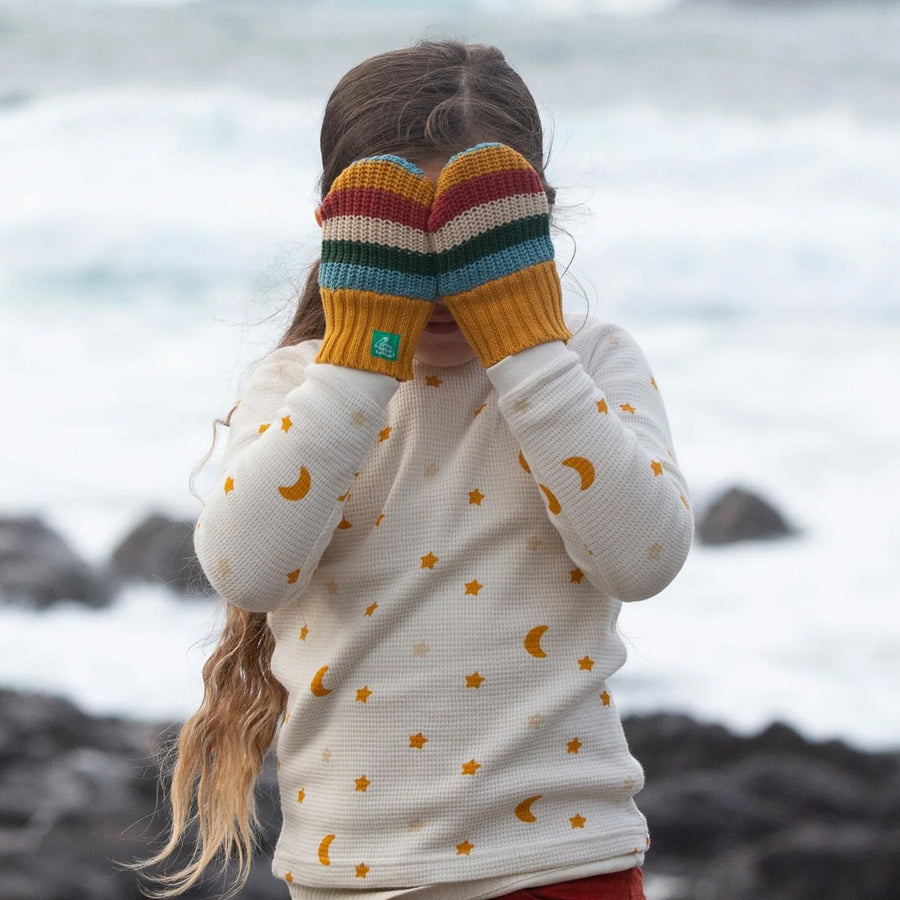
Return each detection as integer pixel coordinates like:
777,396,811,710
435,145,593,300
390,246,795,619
108,512,212,597
0,516,113,610
626,715,900,899
1,691,898,900
0,689,282,900
0,513,211,609
696,486,796,545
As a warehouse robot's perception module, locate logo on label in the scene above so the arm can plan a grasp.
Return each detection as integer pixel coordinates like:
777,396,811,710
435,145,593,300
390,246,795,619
371,330,401,361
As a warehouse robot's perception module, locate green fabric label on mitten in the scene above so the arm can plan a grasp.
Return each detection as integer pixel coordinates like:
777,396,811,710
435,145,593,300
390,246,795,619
371,330,400,361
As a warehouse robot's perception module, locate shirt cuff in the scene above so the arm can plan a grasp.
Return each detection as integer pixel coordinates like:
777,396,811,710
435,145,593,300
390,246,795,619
485,341,571,395
307,362,400,408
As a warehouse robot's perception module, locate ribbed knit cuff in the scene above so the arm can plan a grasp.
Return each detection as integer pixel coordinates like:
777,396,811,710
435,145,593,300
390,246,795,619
443,261,572,368
315,288,433,380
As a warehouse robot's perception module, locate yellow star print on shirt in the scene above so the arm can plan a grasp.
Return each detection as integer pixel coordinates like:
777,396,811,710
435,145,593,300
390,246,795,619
465,672,485,689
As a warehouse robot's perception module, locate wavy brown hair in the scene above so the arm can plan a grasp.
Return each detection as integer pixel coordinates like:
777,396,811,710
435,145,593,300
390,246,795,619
138,40,554,897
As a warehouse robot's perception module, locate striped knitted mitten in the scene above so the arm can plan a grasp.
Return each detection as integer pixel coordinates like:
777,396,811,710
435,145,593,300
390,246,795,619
428,143,571,368
315,155,436,380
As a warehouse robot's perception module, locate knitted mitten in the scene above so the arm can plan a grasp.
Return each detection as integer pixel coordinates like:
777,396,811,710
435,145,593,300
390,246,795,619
428,143,571,368
315,155,436,380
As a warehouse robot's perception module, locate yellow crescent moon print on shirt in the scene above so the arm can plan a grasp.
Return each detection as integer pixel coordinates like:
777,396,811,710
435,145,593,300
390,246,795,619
310,666,332,697
278,466,311,501
538,484,561,515
318,833,336,866
561,456,595,491
514,795,543,823
524,625,549,659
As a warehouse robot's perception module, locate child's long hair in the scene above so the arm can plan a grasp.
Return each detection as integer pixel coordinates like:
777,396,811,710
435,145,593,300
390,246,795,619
139,40,555,897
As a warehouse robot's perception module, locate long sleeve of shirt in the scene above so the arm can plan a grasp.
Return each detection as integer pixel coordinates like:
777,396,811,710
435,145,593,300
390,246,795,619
487,327,693,601
194,349,399,612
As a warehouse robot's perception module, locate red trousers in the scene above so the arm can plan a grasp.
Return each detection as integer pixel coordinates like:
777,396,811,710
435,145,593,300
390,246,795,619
491,867,644,900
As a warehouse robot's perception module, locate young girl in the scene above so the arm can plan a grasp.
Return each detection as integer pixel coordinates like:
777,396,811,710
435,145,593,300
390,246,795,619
146,40,692,900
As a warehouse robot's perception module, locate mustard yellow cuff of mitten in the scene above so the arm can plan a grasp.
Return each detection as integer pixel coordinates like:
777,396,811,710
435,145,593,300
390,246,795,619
314,155,436,380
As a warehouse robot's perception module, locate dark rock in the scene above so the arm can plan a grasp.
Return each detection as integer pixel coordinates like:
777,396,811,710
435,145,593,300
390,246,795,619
696,486,796,545
728,753,873,823
109,513,212,597
639,769,785,857
623,713,752,778
624,714,900,899
0,689,282,900
0,690,162,900
694,825,900,900
0,516,113,609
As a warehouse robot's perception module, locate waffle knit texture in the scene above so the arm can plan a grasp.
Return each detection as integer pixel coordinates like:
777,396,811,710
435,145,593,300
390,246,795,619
316,155,436,380
194,319,694,891
429,143,572,368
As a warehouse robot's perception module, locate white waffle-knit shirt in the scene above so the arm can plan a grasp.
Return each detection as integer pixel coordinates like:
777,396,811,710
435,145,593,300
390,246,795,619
194,319,693,895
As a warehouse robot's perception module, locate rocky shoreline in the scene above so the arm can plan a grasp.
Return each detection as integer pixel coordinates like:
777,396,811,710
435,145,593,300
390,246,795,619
1,688,897,900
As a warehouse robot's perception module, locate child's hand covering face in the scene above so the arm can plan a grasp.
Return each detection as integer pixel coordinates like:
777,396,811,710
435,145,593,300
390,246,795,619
426,143,570,368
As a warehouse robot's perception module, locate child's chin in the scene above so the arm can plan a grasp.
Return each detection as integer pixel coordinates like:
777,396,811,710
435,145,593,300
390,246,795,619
415,328,476,367
424,320,460,335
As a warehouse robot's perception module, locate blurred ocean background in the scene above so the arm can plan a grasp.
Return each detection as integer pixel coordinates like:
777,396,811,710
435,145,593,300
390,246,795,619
0,0,898,751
